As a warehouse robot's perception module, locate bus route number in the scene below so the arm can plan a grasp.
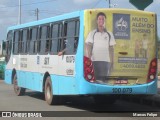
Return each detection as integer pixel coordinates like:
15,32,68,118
66,56,75,63
112,88,132,94
44,57,49,65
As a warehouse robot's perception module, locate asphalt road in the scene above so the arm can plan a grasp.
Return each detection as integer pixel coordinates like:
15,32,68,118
0,80,160,119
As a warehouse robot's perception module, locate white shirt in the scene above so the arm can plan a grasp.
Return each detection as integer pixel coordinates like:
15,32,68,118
142,39,148,50
85,29,116,62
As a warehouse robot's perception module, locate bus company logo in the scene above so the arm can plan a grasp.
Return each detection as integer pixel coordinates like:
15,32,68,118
113,13,130,40
115,17,128,31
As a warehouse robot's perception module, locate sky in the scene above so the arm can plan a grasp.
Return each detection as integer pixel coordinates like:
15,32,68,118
0,0,160,40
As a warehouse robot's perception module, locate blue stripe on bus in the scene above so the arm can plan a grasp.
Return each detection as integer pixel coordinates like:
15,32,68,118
5,69,78,95
5,69,157,95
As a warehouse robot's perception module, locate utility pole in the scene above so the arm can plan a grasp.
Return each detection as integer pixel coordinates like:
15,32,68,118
18,0,21,24
35,8,39,21
108,0,111,8
106,0,111,8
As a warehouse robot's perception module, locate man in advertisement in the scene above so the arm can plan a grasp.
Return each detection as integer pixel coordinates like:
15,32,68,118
85,12,116,80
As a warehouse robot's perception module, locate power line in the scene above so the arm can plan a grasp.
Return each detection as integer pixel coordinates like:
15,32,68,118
92,0,102,8
0,0,56,9
25,9,65,19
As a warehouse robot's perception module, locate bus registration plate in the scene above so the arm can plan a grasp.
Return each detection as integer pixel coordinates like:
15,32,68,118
115,80,128,84
112,88,132,94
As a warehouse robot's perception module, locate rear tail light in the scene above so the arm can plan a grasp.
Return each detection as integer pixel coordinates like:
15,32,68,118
84,56,95,82
147,58,157,83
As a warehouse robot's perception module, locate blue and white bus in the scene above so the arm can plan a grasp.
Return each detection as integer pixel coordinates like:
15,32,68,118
4,8,158,105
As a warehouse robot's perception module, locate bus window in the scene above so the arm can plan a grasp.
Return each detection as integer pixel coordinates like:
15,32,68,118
51,23,62,54
13,31,20,54
74,20,79,53
46,26,50,53
6,31,13,56
18,31,22,53
62,20,79,55
6,41,10,55
21,29,29,54
39,25,50,54
29,27,38,54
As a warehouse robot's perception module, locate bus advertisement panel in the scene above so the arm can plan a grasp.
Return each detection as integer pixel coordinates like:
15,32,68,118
84,9,157,85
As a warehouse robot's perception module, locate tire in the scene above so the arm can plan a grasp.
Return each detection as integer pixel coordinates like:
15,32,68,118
13,74,26,96
45,76,59,105
93,95,117,105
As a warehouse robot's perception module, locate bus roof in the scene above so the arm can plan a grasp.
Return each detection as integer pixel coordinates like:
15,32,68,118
85,8,155,14
7,10,82,31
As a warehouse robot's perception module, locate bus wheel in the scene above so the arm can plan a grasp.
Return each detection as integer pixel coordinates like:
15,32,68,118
45,76,58,105
13,74,26,96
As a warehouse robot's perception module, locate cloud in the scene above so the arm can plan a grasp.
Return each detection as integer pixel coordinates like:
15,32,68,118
155,0,160,4
0,0,9,4
0,0,19,40
73,0,97,5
